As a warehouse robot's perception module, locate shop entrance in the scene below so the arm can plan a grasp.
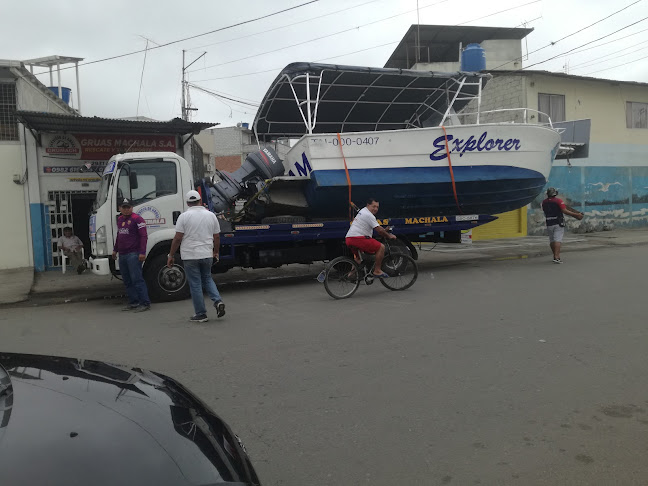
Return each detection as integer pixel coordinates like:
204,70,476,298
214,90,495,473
47,191,96,268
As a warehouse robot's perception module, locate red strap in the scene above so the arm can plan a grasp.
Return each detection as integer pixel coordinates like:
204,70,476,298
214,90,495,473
337,133,354,220
441,126,462,214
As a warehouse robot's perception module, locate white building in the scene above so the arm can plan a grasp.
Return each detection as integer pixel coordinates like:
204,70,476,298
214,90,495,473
0,59,77,271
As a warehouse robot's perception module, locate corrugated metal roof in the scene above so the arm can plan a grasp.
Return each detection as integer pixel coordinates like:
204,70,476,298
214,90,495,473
16,111,217,135
384,24,533,69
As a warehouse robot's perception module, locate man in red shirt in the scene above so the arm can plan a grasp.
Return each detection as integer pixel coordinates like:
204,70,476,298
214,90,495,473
112,198,151,311
541,187,583,264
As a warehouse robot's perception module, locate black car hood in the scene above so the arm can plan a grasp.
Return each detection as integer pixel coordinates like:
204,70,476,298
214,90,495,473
0,353,259,486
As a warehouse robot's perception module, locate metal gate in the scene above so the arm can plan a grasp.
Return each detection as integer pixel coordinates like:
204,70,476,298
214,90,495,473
47,191,96,268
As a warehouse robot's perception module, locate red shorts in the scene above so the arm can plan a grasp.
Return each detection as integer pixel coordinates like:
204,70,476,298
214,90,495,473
345,236,381,254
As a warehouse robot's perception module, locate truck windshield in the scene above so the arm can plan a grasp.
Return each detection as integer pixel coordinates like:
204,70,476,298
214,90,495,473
117,160,177,206
94,173,112,210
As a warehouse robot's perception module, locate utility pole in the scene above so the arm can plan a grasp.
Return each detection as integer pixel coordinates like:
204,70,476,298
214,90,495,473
181,50,186,121
181,50,207,121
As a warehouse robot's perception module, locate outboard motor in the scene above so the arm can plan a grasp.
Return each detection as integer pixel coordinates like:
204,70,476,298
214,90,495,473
211,147,285,213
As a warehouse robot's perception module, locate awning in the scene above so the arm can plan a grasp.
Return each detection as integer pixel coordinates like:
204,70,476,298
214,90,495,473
16,111,217,135
253,62,488,141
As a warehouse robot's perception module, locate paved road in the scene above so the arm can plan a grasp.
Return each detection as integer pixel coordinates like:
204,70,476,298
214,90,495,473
2,245,647,485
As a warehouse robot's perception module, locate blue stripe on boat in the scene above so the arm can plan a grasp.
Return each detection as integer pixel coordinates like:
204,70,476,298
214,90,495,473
305,166,546,217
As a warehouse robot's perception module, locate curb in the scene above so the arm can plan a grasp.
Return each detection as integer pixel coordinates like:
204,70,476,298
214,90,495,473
11,237,648,308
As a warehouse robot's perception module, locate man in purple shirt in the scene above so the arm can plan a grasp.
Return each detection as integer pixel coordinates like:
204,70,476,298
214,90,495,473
112,198,151,311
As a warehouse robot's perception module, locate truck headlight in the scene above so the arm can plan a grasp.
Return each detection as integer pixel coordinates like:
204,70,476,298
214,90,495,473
96,225,108,256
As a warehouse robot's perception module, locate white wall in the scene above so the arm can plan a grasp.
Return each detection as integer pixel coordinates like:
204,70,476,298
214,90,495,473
0,66,75,270
0,144,30,269
412,40,523,72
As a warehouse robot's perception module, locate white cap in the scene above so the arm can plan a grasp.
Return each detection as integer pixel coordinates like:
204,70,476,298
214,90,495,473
186,190,201,202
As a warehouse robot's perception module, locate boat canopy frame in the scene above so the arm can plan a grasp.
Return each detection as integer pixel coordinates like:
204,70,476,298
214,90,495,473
253,62,491,142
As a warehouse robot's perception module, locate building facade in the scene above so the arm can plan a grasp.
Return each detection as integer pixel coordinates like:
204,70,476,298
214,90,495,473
473,71,648,235
195,124,291,174
0,60,76,270
17,112,212,272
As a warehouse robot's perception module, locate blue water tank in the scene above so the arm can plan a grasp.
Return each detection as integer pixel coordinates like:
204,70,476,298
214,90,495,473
242,122,250,129
461,43,486,72
48,86,72,104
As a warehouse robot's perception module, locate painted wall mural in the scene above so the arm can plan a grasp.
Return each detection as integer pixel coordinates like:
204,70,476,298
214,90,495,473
528,165,648,235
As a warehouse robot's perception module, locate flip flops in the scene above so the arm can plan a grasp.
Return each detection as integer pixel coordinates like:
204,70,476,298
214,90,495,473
372,272,390,278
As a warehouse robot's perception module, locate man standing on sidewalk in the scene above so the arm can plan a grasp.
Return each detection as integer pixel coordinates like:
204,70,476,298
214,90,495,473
167,190,225,322
112,198,151,312
542,187,583,264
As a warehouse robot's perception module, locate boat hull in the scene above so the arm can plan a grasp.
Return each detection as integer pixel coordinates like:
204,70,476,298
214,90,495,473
283,124,561,218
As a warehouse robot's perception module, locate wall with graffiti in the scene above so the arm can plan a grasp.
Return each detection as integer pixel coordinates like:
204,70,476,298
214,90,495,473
528,158,648,235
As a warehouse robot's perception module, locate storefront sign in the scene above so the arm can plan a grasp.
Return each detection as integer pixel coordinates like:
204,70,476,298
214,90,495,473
43,133,177,161
68,177,101,182
43,161,108,174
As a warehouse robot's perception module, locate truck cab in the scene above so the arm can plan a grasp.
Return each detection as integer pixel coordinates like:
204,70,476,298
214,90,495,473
89,152,194,301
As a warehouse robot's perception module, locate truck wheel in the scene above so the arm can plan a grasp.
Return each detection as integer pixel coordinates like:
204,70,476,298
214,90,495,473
144,253,190,303
261,215,306,224
388,237,414,258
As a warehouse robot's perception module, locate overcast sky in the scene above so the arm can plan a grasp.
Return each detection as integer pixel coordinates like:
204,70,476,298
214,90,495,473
4,0,647,127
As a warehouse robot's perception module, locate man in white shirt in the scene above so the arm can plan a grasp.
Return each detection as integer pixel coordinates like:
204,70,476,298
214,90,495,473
58,227,85,274
167,190,225,322
345,198,397,278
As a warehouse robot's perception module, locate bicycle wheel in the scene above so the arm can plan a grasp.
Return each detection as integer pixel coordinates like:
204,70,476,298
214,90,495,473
324,256,361,299
380,254,418,291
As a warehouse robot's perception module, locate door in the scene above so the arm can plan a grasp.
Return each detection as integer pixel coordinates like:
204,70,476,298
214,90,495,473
48,191,96,268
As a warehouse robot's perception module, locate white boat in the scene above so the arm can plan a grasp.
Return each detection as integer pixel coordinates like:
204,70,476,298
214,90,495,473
252,63,562,218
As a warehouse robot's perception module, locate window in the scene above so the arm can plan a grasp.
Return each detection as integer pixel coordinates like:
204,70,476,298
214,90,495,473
538,93,565,124
0,83,18,141
626,101,648,129
117,160,177,206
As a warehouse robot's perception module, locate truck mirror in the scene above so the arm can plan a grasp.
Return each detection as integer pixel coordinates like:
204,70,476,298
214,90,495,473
129,170,139,190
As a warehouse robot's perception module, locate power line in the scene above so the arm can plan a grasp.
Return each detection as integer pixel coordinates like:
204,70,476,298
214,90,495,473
30,0,320,75
187,0,453,73
457,0,541,26
185,0,383,51
191,39,402,83
491,0,646,70
568,39,648,70
522,15,648,70
190,0,543,82
188,83,260,107
515,16,543,28
188,0,547,75
554,26,648,60
583,52,648,75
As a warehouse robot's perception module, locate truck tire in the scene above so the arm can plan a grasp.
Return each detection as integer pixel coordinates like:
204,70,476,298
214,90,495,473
144,253,191,303
261,215,306,224
388,237,414,258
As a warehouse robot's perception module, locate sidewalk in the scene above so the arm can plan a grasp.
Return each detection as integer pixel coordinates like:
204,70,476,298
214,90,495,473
3,228,648,307
0,267,35,305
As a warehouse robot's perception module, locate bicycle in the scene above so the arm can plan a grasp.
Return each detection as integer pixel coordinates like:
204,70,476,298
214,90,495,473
322,240,418,299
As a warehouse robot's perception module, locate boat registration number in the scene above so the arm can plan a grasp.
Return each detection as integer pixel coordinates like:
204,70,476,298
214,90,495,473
311,136,380,146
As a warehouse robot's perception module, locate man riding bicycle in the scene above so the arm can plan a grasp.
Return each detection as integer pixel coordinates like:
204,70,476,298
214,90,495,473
345,198,397,278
